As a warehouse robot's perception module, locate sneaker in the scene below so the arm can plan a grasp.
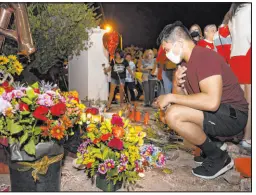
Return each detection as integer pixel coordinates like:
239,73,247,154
194,142,228,165
192,151,234,179
240,139,251,150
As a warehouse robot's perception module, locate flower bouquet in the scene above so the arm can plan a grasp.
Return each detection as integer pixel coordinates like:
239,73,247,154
75,113,147,191
0,56,87,191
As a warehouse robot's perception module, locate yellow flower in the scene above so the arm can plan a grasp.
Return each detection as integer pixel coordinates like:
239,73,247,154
8,55,17,61
0,87,5,95
13,60,23,75
78,103,86,110
0,56,9,65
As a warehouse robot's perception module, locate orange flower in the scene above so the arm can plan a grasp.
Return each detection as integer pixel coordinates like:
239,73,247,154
50,125,65,140
62,115,73,128
40,126,49,137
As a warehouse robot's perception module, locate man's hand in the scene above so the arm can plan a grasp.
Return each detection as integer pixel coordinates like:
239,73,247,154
156,94,172,110
175,66,187,88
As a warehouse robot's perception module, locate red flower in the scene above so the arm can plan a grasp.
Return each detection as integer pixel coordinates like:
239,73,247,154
50,103,66,116
86,107,99,115
108,137,123,150
87,162,93,169
33,88,40,94
2,81,14,93
33,106,49,121
101,133,112,142
93,138,101,144
19,103,29,111
111,115,124,127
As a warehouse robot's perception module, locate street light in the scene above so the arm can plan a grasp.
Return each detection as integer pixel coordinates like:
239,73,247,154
104,25,123,50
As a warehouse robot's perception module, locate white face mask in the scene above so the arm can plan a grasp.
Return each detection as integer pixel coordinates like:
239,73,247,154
165,43,182,64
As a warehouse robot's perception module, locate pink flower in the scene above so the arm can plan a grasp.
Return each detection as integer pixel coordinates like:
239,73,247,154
120,154,128,164
111,115,124,127
118,164,126,173
104,159,115,169
98,163,107,174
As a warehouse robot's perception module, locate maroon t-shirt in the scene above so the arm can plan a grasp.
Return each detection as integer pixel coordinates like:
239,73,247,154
182,46,248,112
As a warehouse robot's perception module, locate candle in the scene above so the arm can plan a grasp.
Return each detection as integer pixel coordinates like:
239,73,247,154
144,112,149,125
92,115,101,123
87,113,92,119
129,108,135,121
135,111,141,122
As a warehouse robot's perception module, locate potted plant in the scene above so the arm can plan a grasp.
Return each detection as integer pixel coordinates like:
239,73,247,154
75,113,148,191
0,55,87,191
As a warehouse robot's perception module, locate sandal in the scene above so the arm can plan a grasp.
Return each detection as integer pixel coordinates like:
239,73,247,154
104,107,111,112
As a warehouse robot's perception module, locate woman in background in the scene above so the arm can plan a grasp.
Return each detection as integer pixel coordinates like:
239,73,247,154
104,50,134,111
189,24,203,44
227,3,251,149
138,49,158,107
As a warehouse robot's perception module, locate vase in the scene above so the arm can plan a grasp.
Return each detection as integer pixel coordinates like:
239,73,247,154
6,141,64,192
96,174,122,192
9,155,62,192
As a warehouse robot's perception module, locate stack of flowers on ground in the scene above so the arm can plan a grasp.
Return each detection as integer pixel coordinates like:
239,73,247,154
76,113,150,187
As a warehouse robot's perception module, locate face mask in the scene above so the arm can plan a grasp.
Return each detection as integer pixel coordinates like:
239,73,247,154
190,31,200,38
166,44,182,64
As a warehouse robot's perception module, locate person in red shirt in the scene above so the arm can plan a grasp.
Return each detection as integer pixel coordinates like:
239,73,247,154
197,24,217,50
156,21,248,179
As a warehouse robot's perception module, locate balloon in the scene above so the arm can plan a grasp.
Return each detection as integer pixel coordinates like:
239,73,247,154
102,31,119,61
0,7,12,51
0,3,36,56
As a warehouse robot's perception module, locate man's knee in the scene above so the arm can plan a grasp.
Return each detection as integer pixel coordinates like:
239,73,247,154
165,105,183,129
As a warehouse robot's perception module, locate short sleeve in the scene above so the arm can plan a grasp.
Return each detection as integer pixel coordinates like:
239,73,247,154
197,52,222,82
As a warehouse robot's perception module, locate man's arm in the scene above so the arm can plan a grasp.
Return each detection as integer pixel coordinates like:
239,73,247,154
169,75,222,111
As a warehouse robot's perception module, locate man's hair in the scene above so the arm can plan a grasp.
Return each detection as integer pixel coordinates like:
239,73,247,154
157,21,192,46
204,24,217,32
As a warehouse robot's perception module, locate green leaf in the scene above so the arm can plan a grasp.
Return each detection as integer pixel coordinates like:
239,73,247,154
26,87,38,100
20,132,29,145
24,139,36,156
21,98,33,105
108,168,118,177
103,147,109,160
31,82,39,89
21,111,31,115
9,121,23,135
8,137,17,145
93,153,102,159
34,127,41,135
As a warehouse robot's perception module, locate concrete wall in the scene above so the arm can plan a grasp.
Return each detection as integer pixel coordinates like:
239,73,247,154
69,27,109,101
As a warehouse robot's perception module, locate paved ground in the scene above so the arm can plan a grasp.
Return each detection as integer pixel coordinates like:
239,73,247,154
0,102,252,192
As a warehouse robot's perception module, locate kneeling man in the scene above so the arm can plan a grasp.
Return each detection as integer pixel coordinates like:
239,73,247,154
156,21,248,179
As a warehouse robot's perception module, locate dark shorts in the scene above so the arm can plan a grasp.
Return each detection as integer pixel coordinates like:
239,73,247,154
111,78,125,86
203,104,248,138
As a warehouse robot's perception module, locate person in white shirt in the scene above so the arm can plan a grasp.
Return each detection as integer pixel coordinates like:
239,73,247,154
124,53,136,104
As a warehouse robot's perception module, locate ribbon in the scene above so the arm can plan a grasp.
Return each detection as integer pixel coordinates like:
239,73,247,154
17,153,64,182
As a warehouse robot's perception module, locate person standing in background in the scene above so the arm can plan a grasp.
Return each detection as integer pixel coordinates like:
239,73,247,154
138,49,158,107
156,46,176,94
197,24,217,50
104,50,134,111
227,3,251,150
124,53,136,104
189,24,203,44
213,23,232,64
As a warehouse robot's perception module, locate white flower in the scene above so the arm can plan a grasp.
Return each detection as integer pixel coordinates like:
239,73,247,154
0,97,12,114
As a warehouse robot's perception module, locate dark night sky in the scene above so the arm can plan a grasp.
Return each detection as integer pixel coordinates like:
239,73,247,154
102,2,231,49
